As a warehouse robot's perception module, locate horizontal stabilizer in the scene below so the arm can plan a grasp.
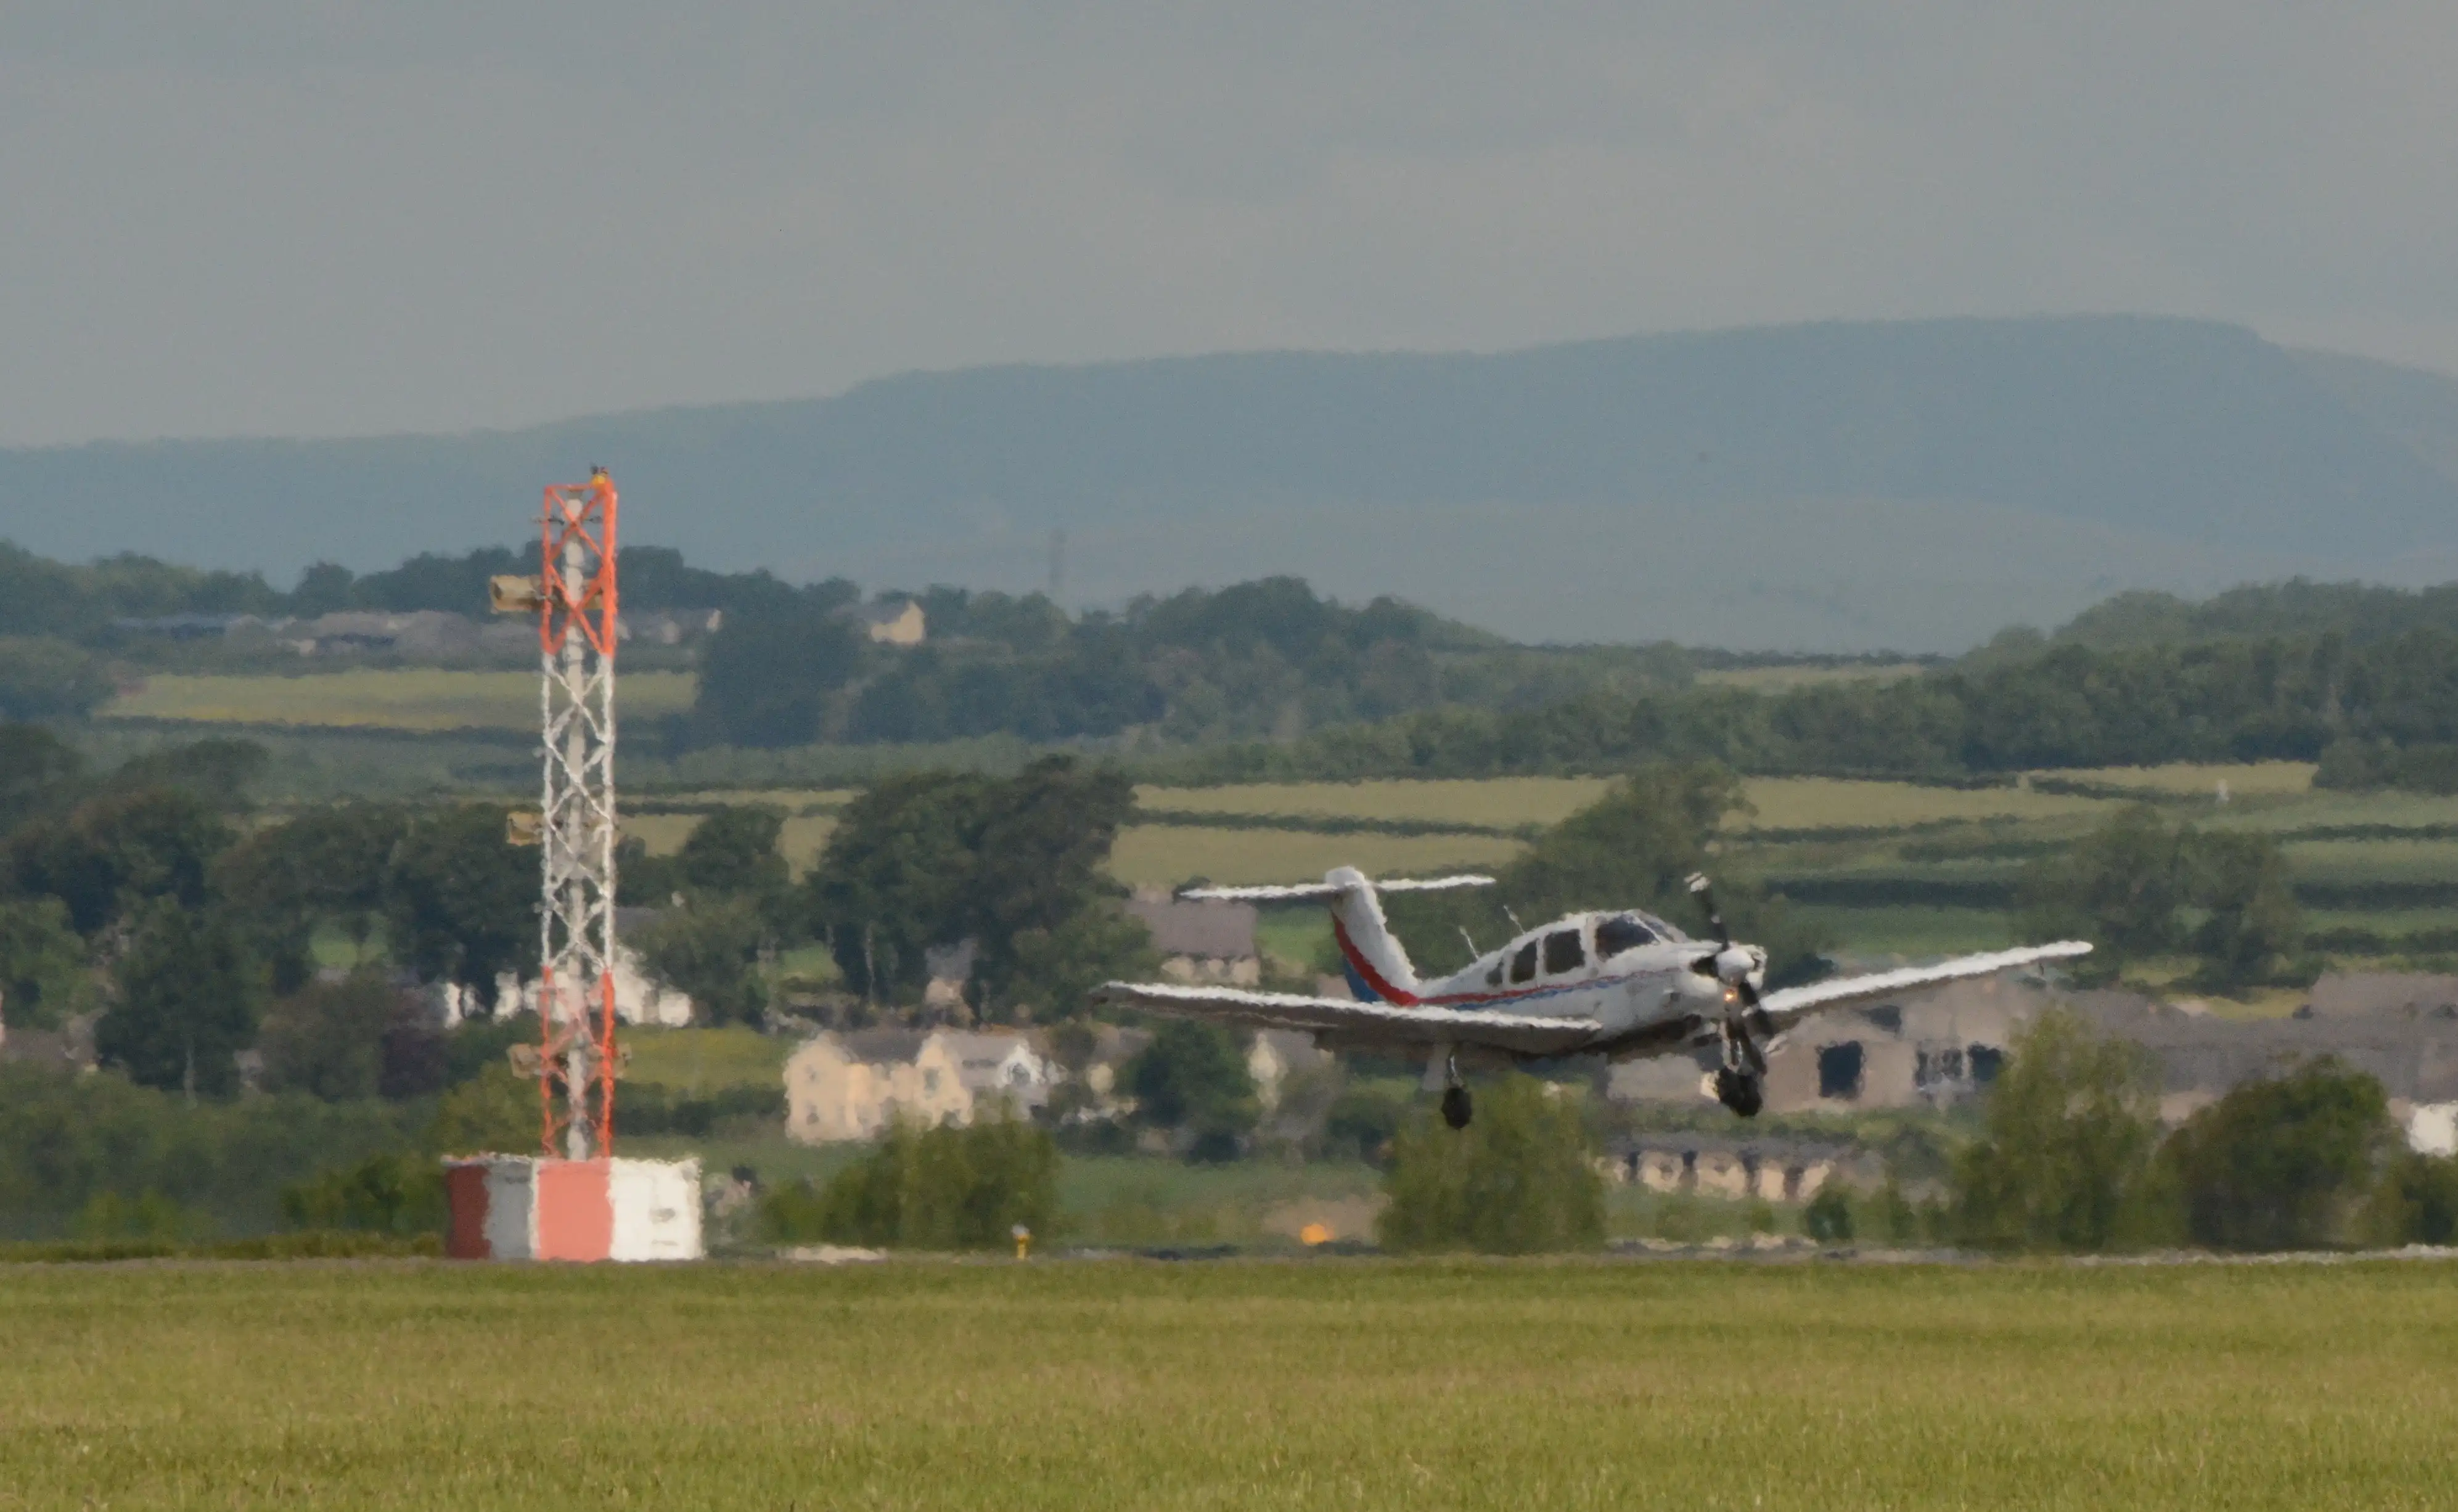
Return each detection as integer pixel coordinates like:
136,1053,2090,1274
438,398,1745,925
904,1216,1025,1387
1179,873,1496,902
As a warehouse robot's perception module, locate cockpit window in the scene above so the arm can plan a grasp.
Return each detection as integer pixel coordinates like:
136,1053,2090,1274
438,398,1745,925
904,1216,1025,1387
1509,940,1539,984
1542,930,1586,976
1594,914,1658,958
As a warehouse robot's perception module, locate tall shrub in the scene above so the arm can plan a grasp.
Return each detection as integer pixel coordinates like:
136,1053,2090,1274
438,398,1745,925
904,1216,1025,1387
2160,1059,2392,1251
1378,1075,1604,1254
776,1108,1058,1251
1952,1011,2173,1252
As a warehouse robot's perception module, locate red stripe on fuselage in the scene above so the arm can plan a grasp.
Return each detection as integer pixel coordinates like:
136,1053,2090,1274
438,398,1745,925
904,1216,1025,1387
1332,915,1420,1005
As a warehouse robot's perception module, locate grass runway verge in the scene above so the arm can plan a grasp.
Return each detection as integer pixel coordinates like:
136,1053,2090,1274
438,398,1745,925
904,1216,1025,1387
4,1258,2456,1509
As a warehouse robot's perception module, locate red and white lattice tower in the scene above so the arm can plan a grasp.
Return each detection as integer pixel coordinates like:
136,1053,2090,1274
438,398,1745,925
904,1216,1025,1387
535,471,620,1159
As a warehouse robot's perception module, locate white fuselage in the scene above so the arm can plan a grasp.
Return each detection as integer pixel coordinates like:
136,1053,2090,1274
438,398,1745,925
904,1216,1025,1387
1346,909,1761,1053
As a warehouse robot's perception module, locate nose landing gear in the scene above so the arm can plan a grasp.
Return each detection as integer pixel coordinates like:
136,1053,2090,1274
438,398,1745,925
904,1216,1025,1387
1713,1064,1764,1118
1714,1014,1767,1119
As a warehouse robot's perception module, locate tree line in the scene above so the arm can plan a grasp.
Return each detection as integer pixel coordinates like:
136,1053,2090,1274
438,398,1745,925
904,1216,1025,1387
686,575,1689,750
1163,627,2458,786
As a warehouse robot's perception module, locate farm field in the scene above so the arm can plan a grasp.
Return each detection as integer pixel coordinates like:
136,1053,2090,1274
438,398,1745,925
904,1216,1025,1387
5,1260,2456,1509
2053,761,2318,796
105,668,697,731
623,811,838,874
592,763,2456,962
1137,777,1611,828
1109,825,1527,888
1732,776,2111,831
620,1026,792,1093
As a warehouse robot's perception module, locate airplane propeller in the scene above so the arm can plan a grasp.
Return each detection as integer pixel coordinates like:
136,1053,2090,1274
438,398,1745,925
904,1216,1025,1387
1685,872,1772,1050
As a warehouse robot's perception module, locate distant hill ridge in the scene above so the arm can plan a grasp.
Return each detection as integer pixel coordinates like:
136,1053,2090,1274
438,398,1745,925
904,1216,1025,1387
4,315,2456,652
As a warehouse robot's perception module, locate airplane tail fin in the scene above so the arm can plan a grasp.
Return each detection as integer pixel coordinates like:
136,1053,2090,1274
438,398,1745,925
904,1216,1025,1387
1181,869,1494,1007
1324,867,1420,1003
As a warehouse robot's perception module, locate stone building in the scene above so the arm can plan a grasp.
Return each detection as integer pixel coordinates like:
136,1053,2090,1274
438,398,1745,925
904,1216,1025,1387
1606,969,2458,1137
1123,890,1261,985
784,1028,1051,1143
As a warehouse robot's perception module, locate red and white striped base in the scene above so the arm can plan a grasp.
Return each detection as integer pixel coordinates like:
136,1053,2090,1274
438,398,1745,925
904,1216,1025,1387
443,1156,703,1262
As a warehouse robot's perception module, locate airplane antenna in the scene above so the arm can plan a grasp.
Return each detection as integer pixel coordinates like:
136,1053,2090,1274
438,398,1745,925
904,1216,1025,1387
1502,905,1525,933
1456,926,1480,958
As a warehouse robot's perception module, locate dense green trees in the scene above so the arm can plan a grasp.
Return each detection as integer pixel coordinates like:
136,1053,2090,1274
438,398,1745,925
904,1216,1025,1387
804,757,1145,1012
1949,1017,2458,1254
0,637,114,721
381,804,534,999
1169,623,2458,784
2161,1060,2393,1251
8,785,232,934
256,973,404,1102
631,898,770,1027
2187,831,2304,989
2015,806,2303,988
278,1153,446,1236
623,803,796,1027
0,896,92,1029
1377,1074,1604,1254
694,595,868,746
96,901,266,1098
0,1071,353,1235
1126,1021,1260,1161
2369,1150,2458,1247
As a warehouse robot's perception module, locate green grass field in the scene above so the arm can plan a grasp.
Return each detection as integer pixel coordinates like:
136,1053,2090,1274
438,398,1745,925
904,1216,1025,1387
1110,825,1528,888
620,1027,793,1094
2049,760,2317,796
105,668,698,731
1137,777,1613,827
4,1259,2454,1509
1732,777,2111,831
624,811,839,875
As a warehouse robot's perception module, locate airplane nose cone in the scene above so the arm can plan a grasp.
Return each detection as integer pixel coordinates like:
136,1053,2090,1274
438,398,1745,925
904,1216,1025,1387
1714,946,1764,985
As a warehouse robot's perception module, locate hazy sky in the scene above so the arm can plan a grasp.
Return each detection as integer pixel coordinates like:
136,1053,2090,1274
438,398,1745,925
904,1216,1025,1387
4,2,2452,446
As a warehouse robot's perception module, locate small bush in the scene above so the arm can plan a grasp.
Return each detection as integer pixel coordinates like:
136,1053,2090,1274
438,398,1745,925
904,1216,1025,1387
2160,1059,2392,1251
1804,1186,1854,1244
1377,1075,1603,1255
72,1189,213,1244
766,1108,1059,1251
2369,1151,2458,1246
280,1153,446,1236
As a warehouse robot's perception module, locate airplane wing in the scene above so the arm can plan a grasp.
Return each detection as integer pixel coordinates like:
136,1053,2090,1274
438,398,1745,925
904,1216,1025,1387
1756,941,2092,1026
1089,981,1602,1058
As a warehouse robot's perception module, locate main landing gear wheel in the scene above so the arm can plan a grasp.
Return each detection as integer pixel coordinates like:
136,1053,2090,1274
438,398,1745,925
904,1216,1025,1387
1441,1084,1475,1130
1713,1066,1764,1118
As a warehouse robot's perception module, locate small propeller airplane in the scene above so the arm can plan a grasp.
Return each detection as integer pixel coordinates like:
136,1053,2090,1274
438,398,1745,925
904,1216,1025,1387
1093,867,2089,1129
